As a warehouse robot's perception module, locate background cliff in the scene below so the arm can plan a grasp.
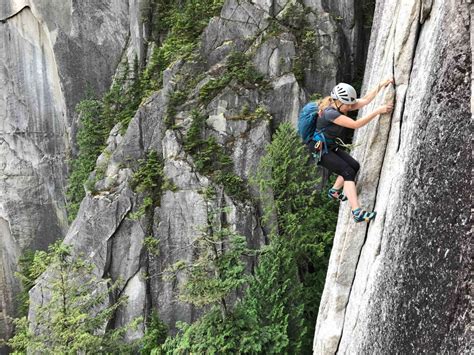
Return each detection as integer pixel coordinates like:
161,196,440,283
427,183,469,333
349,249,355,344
0,0,144,341
0,0,373,349
313,0,472,353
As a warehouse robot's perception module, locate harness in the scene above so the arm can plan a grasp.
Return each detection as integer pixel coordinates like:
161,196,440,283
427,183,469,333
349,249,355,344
311,128,334,162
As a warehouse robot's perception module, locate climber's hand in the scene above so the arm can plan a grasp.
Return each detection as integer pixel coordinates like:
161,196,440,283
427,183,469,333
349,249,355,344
377,103,394,114
379,78,394,89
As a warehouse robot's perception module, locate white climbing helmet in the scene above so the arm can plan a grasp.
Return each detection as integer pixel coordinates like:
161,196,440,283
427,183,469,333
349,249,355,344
331,83,357,105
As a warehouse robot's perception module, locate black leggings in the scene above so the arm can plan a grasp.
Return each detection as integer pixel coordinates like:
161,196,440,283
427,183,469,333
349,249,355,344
318,147,360,182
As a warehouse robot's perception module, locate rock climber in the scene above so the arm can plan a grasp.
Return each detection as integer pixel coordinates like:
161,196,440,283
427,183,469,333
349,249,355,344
312,80,394,222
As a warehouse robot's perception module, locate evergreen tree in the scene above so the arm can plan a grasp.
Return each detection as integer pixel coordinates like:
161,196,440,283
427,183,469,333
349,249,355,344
150,204,253,354
145,123,337,354
8,242,139,354
241,239,306,354
253,122,338,352
165,205,250,318
139,311,168,355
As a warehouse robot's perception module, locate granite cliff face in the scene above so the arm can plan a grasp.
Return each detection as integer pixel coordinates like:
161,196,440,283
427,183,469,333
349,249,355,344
0,0,144,341
1,0,370,344
313,0,472,353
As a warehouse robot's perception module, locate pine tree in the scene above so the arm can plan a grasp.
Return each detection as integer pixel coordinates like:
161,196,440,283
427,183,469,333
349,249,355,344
146,123,337,354
252,122,338,352
241,239,306,354
8,242,139,354
164,205,250,318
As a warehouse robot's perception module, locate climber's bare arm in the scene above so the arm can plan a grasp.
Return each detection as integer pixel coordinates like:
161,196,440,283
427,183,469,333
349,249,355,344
349,78,394,111
334,104,393,129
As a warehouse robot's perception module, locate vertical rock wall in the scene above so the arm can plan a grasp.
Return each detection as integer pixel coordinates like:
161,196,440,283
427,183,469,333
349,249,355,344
313,0,472,353
0,0,144,342
0,6,69,340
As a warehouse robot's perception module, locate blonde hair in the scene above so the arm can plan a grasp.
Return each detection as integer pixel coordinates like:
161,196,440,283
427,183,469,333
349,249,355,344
318,96,331,111
317,96,344,114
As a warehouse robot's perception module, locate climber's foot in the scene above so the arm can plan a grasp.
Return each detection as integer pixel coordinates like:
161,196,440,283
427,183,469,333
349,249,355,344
352,208,376,223
328,188,347,202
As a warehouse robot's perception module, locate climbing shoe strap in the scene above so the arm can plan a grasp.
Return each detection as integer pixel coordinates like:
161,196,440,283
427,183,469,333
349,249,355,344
328,188,347,202
352,208,377,223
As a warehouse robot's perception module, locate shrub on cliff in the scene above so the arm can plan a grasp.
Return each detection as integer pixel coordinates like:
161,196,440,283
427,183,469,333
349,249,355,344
66,58,143,221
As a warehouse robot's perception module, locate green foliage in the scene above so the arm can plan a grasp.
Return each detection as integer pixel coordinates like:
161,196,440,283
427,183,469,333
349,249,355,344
163,241,306,354
184,110,250,201
140,311,168,355
132,151,165,194
15,249,52,317
66,99,104,219
143,236,160,256
165,207,250,313
150,123,337,354
199,76,232,104
158,207,259,354
265,18,285,38
226,51,266,88
161,306,261,354
129,151,166,219
199,51,268,104
67,59,144,221
107,56,144,130
278,2,321,84
280,2,307,28
164,90,189,127
229,105,273,121
129,196,154,221
253,122,338,351
309,92,323,101
8,242,139,354
293,28,319,83
142,0,225,92
141,0,174,43
241,239,307,354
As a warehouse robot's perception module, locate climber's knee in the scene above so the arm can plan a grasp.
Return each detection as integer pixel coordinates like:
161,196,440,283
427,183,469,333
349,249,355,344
341,167,357,181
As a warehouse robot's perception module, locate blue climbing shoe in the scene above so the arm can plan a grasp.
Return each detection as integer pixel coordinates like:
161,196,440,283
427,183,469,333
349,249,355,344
328,188,347,202
352,208,376,223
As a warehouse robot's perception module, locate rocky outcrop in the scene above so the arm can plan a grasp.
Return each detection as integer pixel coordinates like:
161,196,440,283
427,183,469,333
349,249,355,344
26,0,372,341
0,0,145,342
313,0,472,353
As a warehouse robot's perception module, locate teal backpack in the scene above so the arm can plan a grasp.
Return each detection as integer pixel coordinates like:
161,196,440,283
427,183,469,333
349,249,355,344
297,101,319,143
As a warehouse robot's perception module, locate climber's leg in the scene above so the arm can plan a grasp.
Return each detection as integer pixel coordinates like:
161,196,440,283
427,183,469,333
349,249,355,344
334,148,360,178
320,151,356,203
320,150,375,222
342,181,359,209
328,176,347,201
333,175,344,189
344,182,376,222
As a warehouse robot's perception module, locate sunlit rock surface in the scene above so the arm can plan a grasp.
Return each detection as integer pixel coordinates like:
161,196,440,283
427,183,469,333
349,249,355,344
313,1,471,353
